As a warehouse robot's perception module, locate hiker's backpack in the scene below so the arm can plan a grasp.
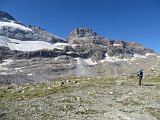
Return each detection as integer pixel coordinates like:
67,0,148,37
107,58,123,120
137,70,143,77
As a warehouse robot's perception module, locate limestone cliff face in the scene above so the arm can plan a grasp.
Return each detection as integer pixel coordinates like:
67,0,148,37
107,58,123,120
68,28,154,60
68,28,104,44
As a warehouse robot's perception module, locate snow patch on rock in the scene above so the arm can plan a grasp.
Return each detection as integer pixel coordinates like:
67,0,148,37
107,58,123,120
74,58,81,65
0,59,13,71
27,73,32,76
101,53,129,62
113,43,120,46
101,53,148,63
74,57,97,65
0,21,32,31
0,36,70,52
145,53,157,56
71,44,79,48
84,58,97,65
132,54,147,60
74,52,153,65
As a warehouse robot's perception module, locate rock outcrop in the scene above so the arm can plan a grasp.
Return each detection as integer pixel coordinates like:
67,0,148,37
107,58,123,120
0,11,16,22
68,28,101,44
0,46,13,60
68,28,154,59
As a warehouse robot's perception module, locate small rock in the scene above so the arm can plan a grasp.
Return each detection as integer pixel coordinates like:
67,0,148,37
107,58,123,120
42,88,46,92
10,83,18,88
29,88,35,91
21,91,25,94
19,103,23,106
38,107,43,110
109,91,114,95
11,90,15,93
25,83,30,86
66,80,71,82
24,108,28,112
76,97,80,101
61,82,64,85
18,90,22,93
48,86,51,90
116,81,124,86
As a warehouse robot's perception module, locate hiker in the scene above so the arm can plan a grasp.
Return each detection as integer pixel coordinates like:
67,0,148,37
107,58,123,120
137,69,143,85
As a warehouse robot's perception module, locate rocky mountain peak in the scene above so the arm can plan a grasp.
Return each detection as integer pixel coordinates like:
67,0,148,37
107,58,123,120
70,28,99,38
68,28,101,44
0,11,16,22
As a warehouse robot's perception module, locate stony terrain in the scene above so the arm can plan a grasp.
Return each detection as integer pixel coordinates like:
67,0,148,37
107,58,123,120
0,76,160,120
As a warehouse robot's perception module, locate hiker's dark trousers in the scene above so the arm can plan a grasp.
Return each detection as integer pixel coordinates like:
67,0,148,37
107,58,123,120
139,76,143,85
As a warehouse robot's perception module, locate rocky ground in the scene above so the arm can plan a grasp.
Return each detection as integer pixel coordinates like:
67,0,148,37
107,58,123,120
0,76,159,120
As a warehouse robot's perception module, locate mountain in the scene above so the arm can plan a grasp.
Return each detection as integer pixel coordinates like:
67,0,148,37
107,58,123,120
0,11,67,60
0,11,159,85
0,11,154,59
68,28,154,60
0,11,65,43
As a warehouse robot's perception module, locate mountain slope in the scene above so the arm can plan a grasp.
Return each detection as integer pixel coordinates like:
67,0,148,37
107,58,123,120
0,36,69,52
0,11,65,43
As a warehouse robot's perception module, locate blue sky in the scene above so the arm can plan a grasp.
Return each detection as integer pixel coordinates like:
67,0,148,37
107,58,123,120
0,0,160,52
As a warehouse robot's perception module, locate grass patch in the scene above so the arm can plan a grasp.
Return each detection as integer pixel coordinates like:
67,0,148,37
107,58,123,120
121,100,130,106
0,76,158,102
75,109,99,115
58,104,75,112
145,77,160,82
146,107,160,119
41,113,51,119
120,99,142,107
60,99,73,103
0,83,72,101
